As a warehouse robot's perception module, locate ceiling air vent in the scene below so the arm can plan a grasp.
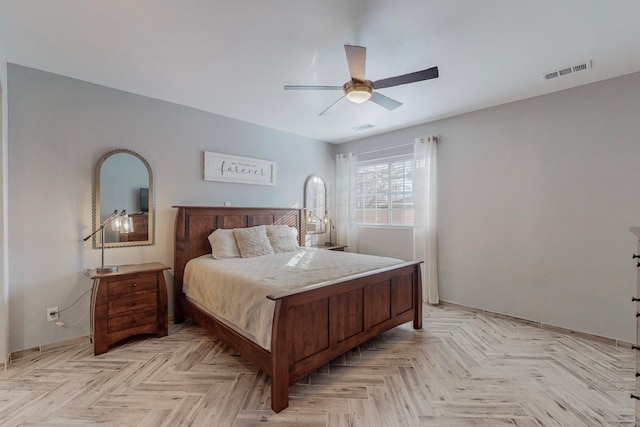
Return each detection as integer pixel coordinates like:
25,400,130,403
352,123,375,131
542,60,592,80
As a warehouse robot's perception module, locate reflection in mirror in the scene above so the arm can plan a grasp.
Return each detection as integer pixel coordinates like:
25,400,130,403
304,175,326,234
93,149,154,248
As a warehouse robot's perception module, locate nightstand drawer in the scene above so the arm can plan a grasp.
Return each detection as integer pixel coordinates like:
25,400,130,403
108,275,157,296
108,290,157,316
108,309,157,333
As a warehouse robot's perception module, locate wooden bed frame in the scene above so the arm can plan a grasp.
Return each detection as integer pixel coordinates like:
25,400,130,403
173,206,423,412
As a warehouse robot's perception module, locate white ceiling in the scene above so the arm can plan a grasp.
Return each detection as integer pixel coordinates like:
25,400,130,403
1,0,639,143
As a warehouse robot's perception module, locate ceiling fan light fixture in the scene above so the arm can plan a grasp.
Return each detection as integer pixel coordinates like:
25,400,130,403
343,80,373,104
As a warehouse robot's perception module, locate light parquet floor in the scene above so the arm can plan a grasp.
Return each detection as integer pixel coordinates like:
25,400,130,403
0,304,634,426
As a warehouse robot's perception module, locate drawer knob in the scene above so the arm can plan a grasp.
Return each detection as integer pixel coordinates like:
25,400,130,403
633,297,640,302
131,301,137,306
636,372,640,378
634,254,640,259
632,345,640,351
632,394,640,400
132,283,137,288
132,319,137,324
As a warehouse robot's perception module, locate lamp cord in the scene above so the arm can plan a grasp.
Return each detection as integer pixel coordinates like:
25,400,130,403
58,288,92,315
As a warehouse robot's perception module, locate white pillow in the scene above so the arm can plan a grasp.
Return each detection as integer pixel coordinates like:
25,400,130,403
233,225,275,258
208,229,241,260
266,225,299,253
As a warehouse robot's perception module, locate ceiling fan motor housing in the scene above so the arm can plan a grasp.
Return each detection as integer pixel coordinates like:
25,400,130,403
343,80,373,103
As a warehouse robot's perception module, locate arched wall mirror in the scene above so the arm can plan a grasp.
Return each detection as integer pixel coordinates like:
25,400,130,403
93,149,154,248
304,175,326,234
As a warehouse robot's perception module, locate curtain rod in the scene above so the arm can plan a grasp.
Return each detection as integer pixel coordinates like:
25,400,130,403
355,142,413,156
354,134,441,156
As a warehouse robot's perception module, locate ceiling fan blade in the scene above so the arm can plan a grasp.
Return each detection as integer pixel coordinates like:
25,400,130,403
284,85,342,90
344,45,366,82
319,96,345,116
370,92,402,111
373,66,439,89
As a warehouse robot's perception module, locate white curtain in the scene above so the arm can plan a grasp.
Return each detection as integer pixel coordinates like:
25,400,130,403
413,136,439,304
335,153,358,251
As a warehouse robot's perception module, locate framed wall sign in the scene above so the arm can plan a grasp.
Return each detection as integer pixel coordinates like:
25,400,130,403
204,151,277,186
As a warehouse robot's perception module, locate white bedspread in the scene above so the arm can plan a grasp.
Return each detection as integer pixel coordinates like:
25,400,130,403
183,248,403,350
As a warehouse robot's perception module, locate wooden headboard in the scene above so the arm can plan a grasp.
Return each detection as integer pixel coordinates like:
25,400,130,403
172,206,305,322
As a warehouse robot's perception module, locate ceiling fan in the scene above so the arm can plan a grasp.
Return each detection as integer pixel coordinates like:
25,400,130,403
284,44,439,115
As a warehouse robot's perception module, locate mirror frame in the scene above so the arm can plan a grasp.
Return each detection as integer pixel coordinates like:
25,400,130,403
93,148,155,248
304,174,326,235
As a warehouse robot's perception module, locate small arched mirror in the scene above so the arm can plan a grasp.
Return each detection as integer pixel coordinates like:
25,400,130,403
93,149,154,248
304,175,326,234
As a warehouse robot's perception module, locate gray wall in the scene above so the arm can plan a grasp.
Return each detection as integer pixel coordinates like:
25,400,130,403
338,71,640,343
1,56,8,364
7,64,334,352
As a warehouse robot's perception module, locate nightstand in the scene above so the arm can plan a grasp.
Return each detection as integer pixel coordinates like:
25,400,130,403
90,262,169,355
316,244,347,251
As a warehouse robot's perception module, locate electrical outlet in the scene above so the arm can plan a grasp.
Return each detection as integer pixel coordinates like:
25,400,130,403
47,307,58,322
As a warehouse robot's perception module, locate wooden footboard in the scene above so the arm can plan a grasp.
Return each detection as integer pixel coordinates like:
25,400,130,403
268,261,422,412
173,206,422,412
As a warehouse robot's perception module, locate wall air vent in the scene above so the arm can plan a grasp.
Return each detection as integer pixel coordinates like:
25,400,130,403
352,123,375,131
542,60,592,80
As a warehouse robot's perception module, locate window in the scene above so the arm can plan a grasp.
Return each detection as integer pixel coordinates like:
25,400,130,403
354,155,414,226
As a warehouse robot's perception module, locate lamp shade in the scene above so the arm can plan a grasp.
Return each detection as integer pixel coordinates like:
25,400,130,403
112,211,134,234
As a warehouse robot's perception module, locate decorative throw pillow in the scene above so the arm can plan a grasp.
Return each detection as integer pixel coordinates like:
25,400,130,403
266,225,299,253
208,229,241,259
233,225,275,258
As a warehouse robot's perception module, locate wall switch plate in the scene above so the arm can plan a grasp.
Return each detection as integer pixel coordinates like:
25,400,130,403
47,307,58,322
